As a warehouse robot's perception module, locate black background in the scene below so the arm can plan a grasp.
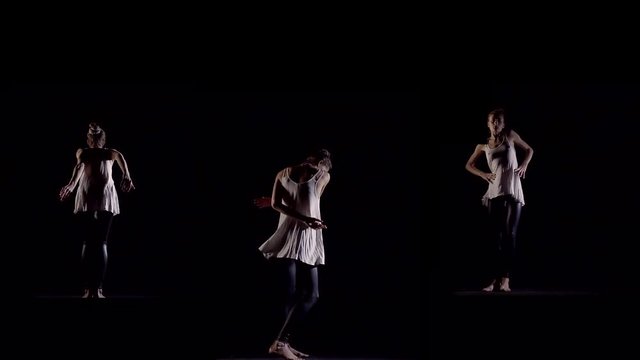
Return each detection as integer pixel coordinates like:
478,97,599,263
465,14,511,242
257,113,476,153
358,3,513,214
1,84,421,357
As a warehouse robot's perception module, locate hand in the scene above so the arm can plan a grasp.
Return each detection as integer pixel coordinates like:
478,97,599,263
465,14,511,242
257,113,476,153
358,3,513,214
514,165,527,179
252,196,271,209
306,217,327,229
484,172,496,184
59,185,73,202
121,178,135,192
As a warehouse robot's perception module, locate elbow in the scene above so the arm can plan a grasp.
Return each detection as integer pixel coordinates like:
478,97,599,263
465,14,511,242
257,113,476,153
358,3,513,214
272,204,286,214
272,201,289,215
465,163,474,173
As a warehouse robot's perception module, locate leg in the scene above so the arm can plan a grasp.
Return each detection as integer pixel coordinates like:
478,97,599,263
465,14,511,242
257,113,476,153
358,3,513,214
80,240,91,298
79,212,94,297
269,259,302,360
94,211,113,297
485,197,508,290
285,264,318,357
289,265,319,333
277,259,298,340
80,211,112,298
498,199,522,292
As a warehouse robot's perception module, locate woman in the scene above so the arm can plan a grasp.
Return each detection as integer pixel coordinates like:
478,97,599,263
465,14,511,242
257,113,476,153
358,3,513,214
59,122,135,299
465,109,533,292
257,149,331,360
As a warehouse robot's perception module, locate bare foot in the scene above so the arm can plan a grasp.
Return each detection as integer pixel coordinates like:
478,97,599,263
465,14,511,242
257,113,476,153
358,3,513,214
498,277,511,292
96,288,106,299
482,280,496,292
288,344,309,358
269,341,300,360
81,289,91,298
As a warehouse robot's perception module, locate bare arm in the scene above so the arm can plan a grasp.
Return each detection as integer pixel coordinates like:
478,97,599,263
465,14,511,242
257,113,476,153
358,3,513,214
270,169,325,229
465,144,495,184
317,171,330,197
59,149,85,201
510,130,534,179
255,173,330,209
111,149,135,192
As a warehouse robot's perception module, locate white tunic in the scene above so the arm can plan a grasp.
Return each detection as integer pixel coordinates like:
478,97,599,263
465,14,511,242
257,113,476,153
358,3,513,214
259,167,326,266
482,139,525,207
74,159,120,215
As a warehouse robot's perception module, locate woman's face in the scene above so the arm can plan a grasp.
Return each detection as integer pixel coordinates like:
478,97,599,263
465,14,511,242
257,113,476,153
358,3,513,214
487,114,505,134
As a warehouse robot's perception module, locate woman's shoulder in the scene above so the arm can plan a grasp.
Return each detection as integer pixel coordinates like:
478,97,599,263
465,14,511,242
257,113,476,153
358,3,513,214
81,147,113,151
103,148,123,157
277,167,291,177
505,128,520,139
319,170,330,181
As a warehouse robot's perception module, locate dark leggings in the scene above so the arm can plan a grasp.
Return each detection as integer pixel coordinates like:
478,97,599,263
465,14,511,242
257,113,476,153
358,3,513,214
488,196,522,278
79,211,113,290
275,259,319,342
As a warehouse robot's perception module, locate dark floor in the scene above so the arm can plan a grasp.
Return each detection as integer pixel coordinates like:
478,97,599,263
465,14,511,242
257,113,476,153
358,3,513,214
431,289,640,358
11,296,420,359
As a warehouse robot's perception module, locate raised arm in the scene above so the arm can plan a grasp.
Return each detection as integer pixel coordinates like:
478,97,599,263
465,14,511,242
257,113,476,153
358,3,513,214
270,169,326,229
59,148,85,201
510,130,534,179
112,149,135,192
465,144,495,184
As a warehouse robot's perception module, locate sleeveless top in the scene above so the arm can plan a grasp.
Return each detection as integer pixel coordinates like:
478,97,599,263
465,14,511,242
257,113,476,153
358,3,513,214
258,167,326,265
74,159,120,215
482,138,525,207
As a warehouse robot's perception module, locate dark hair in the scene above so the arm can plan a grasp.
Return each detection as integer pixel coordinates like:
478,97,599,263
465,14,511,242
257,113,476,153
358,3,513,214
488,108,505,118
87,122,106,148
308,148,332,171
312,148,331,160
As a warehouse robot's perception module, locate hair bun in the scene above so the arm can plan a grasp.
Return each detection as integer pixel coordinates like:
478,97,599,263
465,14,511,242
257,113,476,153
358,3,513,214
88,122,103,135
317,148,331,159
